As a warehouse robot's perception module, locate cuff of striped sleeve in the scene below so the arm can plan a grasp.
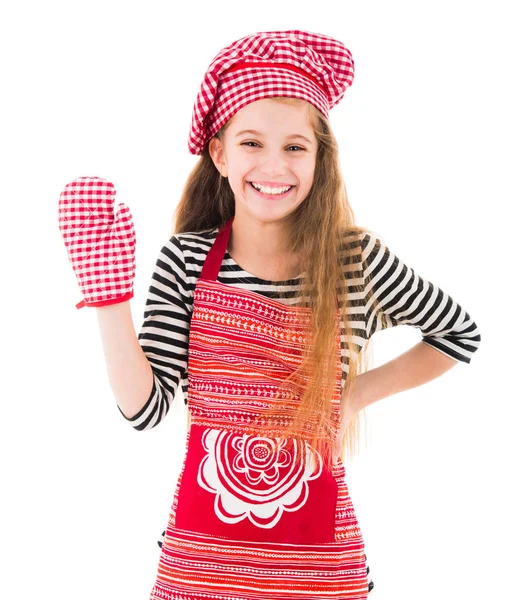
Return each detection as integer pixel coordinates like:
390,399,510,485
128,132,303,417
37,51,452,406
75,291,134,309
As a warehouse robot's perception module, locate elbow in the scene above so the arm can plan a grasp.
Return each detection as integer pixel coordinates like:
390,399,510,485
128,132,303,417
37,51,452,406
117,375,174,431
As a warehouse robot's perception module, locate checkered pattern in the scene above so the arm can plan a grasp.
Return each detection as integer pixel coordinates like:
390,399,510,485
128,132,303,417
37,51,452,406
58,177,136,309
188,29,355,155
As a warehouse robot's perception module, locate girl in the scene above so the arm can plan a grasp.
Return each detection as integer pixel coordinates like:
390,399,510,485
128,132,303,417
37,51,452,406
58,30,481,600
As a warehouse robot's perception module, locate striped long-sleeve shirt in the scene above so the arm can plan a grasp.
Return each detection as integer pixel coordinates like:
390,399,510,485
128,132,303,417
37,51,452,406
121,225,481,595
119,225,481,430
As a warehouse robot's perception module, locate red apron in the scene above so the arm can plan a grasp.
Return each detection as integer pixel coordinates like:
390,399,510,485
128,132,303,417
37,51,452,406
149,217,369,599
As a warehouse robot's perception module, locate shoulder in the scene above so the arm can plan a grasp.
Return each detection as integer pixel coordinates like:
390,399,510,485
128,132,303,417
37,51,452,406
173,225,219,251
155,226,220,261
337,227,387,264
170,226,220,267
350,229,389,265
155,226,223,286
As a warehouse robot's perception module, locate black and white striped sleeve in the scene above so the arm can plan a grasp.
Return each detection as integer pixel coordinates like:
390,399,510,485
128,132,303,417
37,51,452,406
360,232,481,364
117,236,192,430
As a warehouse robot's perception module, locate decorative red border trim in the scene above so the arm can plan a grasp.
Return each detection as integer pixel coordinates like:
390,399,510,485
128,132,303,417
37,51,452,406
76,291,134,310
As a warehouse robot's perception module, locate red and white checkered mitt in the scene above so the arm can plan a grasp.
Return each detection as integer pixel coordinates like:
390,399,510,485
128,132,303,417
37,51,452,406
58,176,136,309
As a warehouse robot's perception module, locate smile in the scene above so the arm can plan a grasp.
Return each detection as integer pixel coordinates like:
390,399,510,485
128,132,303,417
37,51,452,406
248,182,294,200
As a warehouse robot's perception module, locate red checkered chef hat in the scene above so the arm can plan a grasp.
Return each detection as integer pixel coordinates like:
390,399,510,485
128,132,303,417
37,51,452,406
188,30,355,155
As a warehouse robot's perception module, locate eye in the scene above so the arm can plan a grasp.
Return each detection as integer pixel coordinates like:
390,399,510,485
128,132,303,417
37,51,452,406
241,142,305,152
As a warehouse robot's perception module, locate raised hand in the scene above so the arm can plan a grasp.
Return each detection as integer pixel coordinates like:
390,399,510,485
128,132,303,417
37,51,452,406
58,176,136,309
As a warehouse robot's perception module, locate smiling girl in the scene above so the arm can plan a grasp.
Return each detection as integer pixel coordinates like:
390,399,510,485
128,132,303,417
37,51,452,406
59,29,481,600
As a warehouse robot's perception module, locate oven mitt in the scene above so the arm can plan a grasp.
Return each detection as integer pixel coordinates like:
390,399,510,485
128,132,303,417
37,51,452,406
58,176,136,309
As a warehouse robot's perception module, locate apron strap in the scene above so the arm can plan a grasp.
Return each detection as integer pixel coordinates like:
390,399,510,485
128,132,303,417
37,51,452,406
199,217,234,281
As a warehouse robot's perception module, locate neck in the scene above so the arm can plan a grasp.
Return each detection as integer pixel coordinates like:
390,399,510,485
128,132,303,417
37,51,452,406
228,213,294,258
226,213,303,281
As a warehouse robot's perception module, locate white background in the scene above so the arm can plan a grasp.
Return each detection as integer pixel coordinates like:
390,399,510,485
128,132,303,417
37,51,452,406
1,1,510,599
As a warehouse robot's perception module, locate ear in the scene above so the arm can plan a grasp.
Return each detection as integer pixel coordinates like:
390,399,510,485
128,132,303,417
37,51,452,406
208,137,228,178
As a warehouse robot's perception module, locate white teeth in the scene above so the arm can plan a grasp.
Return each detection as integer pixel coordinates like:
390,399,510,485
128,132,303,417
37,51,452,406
250,182,292,195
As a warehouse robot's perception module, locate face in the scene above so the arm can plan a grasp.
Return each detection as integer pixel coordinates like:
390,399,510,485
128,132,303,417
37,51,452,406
208,98,318,225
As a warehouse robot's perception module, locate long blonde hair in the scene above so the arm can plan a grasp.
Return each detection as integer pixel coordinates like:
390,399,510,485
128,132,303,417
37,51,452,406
173,97,385,470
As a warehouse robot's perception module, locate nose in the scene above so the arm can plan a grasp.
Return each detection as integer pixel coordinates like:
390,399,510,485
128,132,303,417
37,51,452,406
258,149,289,177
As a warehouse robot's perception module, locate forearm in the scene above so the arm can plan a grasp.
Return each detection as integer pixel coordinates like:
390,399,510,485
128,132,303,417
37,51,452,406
351,341,459,413
96,301,154,419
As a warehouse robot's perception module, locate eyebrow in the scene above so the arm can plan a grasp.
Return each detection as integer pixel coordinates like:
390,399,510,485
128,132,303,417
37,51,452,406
234,129,313,145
